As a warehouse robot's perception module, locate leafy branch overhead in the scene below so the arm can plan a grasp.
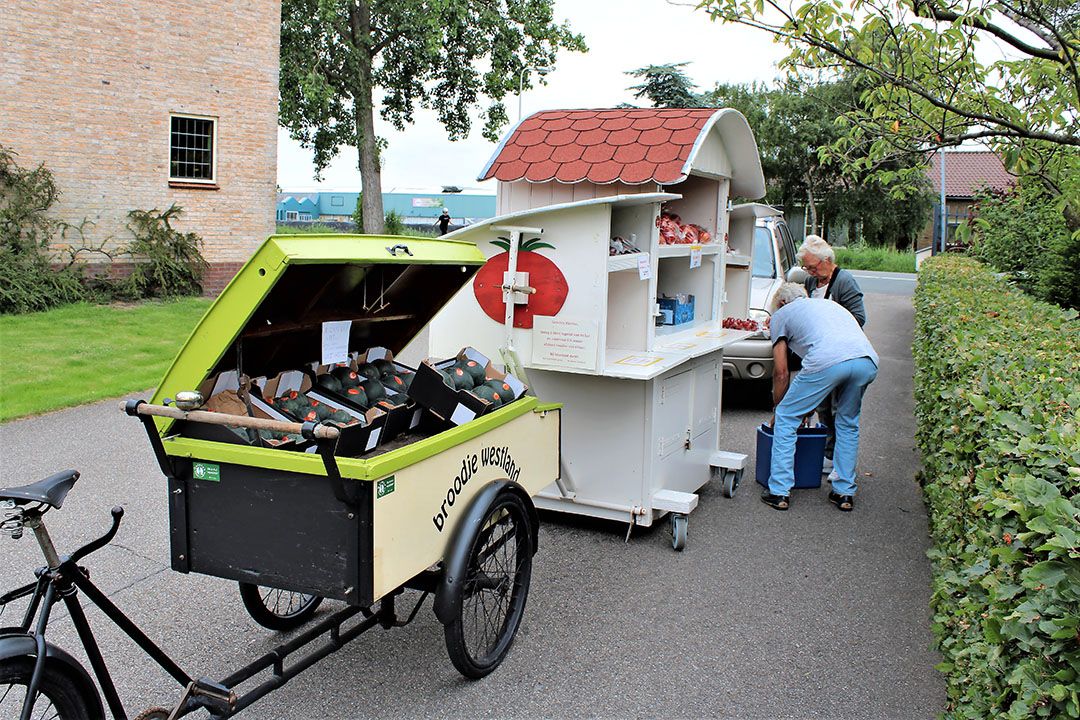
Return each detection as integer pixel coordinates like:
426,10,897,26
695,0,1079,218
279,0,586,234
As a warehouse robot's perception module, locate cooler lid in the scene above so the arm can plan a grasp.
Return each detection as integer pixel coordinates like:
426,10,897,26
151,234,485,412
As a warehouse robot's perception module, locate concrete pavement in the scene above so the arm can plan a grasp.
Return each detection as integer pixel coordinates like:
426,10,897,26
0,291,942,719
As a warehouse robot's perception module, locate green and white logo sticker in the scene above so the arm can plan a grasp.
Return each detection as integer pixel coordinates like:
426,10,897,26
192,462,220,482
377,476,395,498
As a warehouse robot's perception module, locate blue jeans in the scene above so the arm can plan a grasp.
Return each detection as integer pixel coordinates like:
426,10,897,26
769,357,878,497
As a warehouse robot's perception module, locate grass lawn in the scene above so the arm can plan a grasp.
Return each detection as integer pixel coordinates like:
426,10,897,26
834,246,916,273
0,298,212,422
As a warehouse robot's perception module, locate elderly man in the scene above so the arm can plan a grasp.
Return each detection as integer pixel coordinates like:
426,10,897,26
797,235,866,475
761,283,878,512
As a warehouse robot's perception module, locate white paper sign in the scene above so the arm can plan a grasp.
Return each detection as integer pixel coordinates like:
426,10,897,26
637,254,651,280
689,245,702,269
321,320,352,365
532,316,599,371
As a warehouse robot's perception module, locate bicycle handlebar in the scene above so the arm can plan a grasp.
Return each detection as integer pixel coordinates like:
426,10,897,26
69,506,124,564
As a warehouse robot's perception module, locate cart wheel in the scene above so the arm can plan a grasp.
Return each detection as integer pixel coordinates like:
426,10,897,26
444,490,534,679
238,582,323,631
722,469,738,498
670,513,688,551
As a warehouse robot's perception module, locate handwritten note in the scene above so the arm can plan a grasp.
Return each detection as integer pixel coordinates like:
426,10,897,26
321,320,351,365
637,254,651,280
532,316,599,370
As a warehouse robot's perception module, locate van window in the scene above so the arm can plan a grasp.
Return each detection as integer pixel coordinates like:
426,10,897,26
752,227,775,278
775,223,797,273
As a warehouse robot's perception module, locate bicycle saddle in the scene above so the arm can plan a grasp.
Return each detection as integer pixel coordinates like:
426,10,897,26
0,469,80,509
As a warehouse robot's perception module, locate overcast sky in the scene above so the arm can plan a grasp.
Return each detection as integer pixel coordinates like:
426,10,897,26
276,0,787,193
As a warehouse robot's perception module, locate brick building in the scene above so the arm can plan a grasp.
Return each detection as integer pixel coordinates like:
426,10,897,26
919,150,1014,250
0,0,281,293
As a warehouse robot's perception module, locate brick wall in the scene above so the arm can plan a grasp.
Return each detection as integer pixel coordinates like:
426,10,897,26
0,0,280,279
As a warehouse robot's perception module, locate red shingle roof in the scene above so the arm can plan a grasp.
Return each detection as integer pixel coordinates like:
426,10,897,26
479,108,722,185
926,151,1014,198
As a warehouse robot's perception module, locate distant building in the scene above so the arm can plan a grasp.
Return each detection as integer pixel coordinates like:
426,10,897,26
920,150,1015,250
1,1,281,294
276,189,497,229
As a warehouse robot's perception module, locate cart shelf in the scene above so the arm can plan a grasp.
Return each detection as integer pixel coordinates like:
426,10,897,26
725,253,751,267
607,252,649,273
656,243,722,259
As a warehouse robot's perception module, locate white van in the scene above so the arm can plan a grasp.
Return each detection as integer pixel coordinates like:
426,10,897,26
723,205,805,381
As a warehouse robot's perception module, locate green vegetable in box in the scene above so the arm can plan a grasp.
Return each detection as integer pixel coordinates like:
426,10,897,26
329,409,355,424
384,392,409,406
458,359,486,385
342,385,369,407
471,385,500,407
356,363,380,381
332,365,361,388
317,373,344,393
382,374,408,393
485,379,514,398
372,358,395,375
437,368,455,389
360,378,385,402
448,366,474,391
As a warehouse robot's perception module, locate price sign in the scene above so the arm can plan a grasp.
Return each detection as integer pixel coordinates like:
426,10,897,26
689,245,702,269
321,320,351,365
637,254,652,280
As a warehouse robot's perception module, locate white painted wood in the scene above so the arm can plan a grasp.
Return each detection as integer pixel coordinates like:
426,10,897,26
710,450,748,471
662,174,723,238
651,489,699,514
689,131,733,178
607,252,648,272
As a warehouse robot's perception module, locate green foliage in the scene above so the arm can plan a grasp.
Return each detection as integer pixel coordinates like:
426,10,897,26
696,0,1080,224
383,209,405,235
833,246,915,273
121,205,208,299
627,63,697,108
913,256,1080,719
0,145,87,314
352,192,363,230
970,182,1080,309
279,0,586,232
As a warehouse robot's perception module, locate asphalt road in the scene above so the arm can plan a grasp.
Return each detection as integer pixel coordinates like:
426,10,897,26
0,291,943,719
848,270,917,296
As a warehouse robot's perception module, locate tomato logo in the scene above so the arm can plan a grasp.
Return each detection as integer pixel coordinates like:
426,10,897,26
473,235,568,329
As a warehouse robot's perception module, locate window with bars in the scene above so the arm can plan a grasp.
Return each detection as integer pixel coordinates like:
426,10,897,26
170,114,216,183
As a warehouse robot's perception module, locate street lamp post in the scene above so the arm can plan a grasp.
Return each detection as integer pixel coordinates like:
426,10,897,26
517,65,553,121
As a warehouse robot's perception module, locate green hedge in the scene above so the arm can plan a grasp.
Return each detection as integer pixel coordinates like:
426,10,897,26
914,256,1080,719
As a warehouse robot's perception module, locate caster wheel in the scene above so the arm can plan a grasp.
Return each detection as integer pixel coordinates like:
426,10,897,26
670,513,687,551
722,469,742,498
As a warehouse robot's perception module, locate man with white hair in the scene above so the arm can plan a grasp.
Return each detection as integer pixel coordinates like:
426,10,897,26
761,283,879,512
797,235,866,476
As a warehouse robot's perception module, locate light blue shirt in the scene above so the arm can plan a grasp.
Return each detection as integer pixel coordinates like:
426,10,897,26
770,297,878,374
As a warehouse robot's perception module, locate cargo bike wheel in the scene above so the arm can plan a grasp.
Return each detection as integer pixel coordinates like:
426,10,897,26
238,583,324,631
0,656,96,720
441,487,535,679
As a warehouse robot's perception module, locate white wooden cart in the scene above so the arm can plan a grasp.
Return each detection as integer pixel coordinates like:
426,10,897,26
429,108,767,549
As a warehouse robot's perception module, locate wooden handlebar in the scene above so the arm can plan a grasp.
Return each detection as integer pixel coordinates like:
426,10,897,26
126,402,341,440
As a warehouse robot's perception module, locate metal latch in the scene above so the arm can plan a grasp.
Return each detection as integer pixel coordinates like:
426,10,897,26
386,244,413,257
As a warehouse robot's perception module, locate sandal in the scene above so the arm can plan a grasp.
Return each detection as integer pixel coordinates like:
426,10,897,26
760,492,790,511
828,491,854,512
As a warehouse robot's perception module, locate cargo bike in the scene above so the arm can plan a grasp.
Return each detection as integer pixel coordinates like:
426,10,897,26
0,234,562,719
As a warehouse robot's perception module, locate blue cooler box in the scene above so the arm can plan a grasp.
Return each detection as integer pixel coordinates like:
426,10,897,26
755,423,827,489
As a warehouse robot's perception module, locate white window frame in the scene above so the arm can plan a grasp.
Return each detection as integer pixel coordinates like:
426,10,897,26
169,113,218,184
286,210,299,221
298,212,312,222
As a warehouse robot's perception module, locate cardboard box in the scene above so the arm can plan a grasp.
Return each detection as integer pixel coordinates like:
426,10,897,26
309,347,424,443
408,347,527,426
658,294,695,326
259,369,388,457
185,371,312,451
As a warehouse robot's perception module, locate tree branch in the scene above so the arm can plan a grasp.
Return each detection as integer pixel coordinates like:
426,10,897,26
912,1,1063,61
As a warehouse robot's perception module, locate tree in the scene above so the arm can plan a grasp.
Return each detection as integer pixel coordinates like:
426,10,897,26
280,1,586,233
696,0,1079,225
627,62,698,108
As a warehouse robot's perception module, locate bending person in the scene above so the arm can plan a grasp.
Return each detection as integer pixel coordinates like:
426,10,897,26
762,283,878,512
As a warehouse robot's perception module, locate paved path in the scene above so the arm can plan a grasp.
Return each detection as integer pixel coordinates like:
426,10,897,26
849,270,917,296
0,292,942,719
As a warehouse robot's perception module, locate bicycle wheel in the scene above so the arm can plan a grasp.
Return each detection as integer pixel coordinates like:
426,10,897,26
443,490,534,679
238,583,323,631
0,656,96,720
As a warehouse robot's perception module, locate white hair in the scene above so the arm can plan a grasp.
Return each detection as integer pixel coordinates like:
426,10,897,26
797,235,835,264
771,282,808,312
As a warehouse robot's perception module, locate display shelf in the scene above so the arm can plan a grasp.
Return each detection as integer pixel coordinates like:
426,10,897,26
653,324,757,359
656,243,722,259
601,348,690,380
607,252,649,273
725,253,751,267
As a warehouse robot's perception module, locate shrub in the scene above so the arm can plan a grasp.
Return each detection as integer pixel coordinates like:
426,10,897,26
0,145,86,313
969,183,1080,310
121,205,208,299
383,209,405,236
913,256,1080,719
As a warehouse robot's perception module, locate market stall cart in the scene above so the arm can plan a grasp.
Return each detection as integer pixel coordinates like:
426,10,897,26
429,108,768,549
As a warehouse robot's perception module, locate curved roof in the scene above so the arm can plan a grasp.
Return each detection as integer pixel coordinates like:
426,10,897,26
478,108,765,198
